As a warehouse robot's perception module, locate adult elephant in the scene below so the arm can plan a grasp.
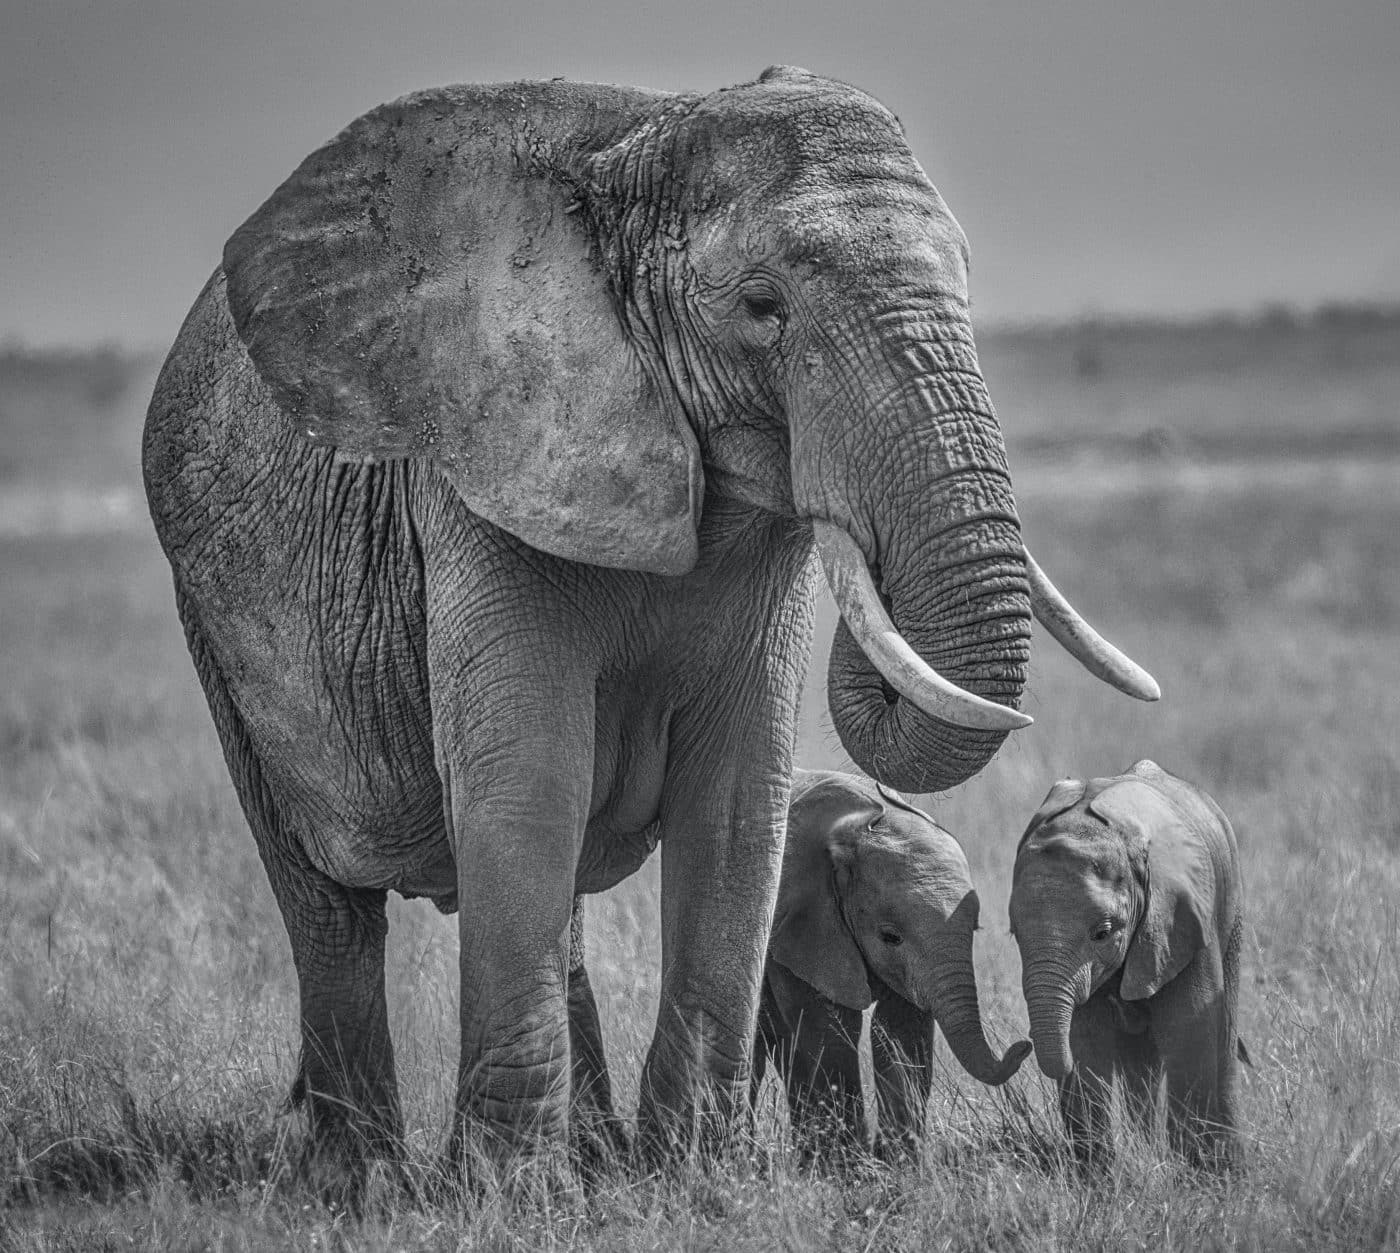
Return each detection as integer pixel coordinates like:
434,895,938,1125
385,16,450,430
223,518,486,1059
142,66,1155,1173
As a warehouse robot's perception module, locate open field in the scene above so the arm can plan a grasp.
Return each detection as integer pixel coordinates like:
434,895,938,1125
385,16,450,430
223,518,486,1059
2,312,1399,1248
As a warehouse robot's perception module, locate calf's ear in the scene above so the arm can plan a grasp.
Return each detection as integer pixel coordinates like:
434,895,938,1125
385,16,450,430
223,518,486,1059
769,775,880,1011
1016,777,1086,851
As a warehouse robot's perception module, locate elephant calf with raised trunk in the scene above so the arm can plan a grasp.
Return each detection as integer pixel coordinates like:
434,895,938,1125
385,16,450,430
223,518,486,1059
1009,760,1246,1171
567,769,1030,1164
143,63,1158,1178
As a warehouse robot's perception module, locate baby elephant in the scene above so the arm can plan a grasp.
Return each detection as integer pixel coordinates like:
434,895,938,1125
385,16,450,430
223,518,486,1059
1009,759,1245,1170
759,769,1030,1158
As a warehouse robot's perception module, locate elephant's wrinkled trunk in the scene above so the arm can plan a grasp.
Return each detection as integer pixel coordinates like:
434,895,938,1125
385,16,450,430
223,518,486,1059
1024,966,1080,1082
927,953,1029,1087
826,506,1031,793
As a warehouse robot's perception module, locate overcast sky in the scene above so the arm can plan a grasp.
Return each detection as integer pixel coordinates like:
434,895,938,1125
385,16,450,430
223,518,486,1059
2,0,1396,347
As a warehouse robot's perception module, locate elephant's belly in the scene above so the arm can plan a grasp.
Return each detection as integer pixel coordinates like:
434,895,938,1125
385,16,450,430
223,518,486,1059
576,820,660,894
257,717,457,898
575,687,670,894
301,783,458,900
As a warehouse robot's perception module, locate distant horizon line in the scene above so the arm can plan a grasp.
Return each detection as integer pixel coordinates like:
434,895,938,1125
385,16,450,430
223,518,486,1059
3,295,1398,359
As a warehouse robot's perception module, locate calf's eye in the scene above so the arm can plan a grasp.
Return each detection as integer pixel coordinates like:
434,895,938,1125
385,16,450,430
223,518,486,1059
879,926,903,947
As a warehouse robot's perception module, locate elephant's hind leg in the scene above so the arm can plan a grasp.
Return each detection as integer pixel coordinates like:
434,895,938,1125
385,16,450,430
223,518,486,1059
281,873,402,1162
178,608,402,1168
1156,949,1242,1171
566,897,631,1173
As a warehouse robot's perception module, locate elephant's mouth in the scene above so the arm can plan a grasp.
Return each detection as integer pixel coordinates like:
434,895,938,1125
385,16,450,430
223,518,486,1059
813,521,1160,730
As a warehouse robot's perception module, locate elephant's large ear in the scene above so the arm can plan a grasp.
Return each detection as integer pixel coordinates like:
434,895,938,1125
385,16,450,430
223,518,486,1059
223,82,702,575
1016,778,1087,851
769,775,880,1011
1091,780,1215,1001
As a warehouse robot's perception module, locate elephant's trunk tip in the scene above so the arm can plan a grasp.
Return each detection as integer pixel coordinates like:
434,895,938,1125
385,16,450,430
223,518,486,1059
1031,1039,1074,1083
993,1039,1034,1085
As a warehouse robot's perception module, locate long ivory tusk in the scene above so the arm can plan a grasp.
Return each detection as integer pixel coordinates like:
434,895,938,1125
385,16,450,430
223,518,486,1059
814,521,1033,732
1025,550,1161,701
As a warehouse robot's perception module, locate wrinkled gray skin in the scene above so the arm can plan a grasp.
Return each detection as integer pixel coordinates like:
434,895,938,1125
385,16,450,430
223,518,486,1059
143,67,1036,1172
1008,760,1245,1170
567,771,1031,1163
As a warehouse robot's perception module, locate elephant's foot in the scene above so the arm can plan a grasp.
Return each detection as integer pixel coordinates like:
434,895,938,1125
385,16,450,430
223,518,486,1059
288,1061,406,1213
437,1127,584,1213
1170,1117,1244,1175
872,1126,922,1168
293,1141,418,1218
637,1010,752,1168
569,1108,633,1188
787,1107,877,1178
445,1052,579,1202
1060,1125,1114,1178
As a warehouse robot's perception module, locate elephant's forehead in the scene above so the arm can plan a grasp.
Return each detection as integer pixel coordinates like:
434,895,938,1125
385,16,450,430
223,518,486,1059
685,78,938,213
774,188,967,289
901,821,971,873
867,824,972,895
1022,821,1131,880
1014,856,1126,916
691,71,907,159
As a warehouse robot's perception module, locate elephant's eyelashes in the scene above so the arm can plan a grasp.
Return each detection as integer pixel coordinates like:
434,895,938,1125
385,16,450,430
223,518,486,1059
878,926,903,947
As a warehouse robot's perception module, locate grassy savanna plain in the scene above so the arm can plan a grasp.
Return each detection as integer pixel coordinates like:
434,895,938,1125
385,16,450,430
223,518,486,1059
1,311,1398,1249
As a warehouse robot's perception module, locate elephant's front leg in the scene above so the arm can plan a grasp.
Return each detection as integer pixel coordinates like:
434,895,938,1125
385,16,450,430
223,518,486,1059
870,987,934,1160
436,683,594,1173
638,720,792,1161
1058,998,1119,1170
761,962,867,1160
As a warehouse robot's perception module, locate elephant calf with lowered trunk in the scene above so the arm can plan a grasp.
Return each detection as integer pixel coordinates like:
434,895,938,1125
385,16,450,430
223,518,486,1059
758,769,1030,1158
567,769,1030,1163
1009,760,1246,1170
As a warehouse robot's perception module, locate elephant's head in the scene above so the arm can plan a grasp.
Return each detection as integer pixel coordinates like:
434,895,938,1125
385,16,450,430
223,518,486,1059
222,66,1155,792
1009,761,1217,1080
769,770,1030,1086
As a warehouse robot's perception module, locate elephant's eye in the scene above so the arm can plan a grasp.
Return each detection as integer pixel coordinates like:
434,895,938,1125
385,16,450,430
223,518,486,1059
1091,919,1121,943
878,926,903,947
741,291,782,322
